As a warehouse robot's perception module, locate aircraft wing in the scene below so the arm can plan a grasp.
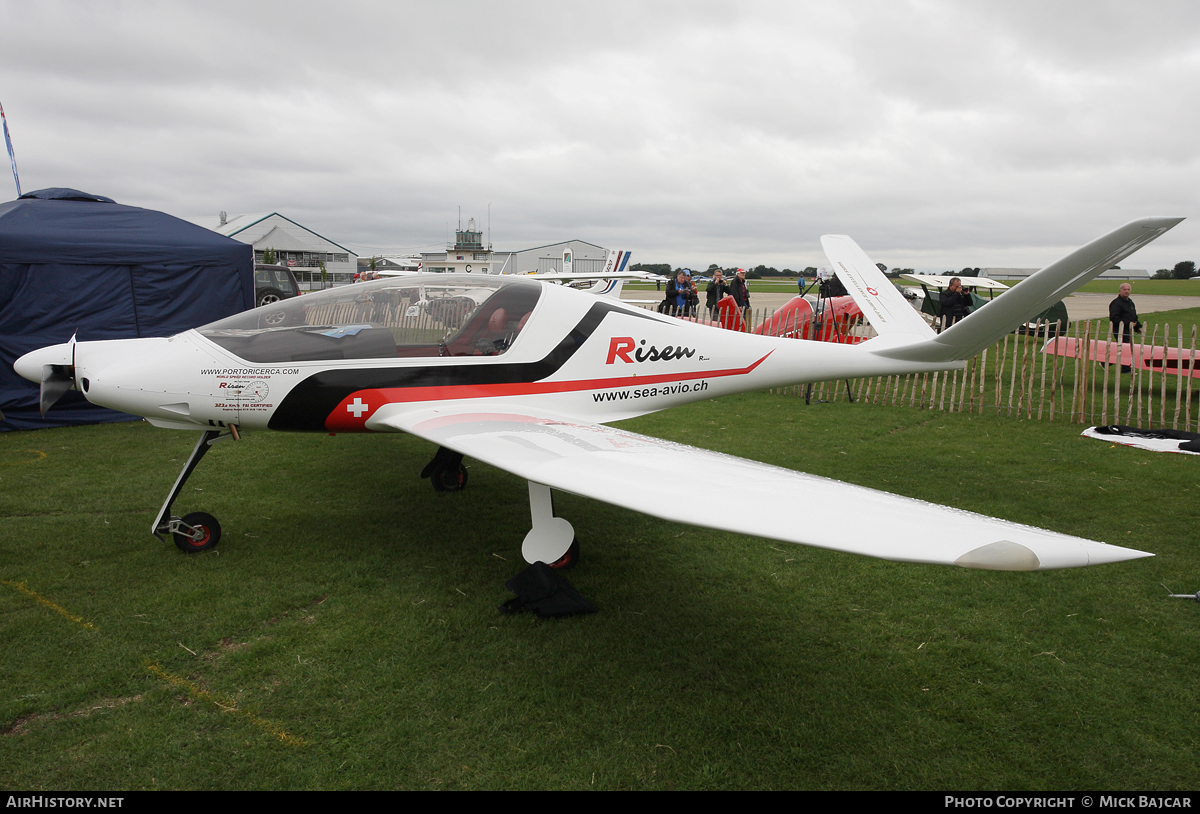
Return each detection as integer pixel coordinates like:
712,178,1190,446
899,274,1010,291
370,403,1150,571
520,271,662,282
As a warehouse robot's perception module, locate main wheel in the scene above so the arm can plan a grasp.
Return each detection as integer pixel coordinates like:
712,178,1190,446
431,463,468,492
549,536,580,570
173,512,222,553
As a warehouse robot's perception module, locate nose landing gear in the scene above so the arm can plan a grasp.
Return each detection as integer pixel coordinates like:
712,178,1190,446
153,427,238,553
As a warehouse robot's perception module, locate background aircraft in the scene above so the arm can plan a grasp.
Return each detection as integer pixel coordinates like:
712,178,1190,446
1043,335,1200,379
510,249,663,300
900,273,1069,336
14,219,1180,573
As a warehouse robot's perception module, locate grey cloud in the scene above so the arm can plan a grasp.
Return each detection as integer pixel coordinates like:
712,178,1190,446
0,0,1195,271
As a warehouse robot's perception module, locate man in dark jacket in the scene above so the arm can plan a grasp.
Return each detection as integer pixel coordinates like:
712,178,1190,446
663,270,697,316
1110,283,1141,343
705,269,732,315
730,268,751,312
939,277,971,332
1110,283,1141,372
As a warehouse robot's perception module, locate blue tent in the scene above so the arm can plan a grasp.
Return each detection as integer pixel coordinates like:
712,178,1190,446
0,189,254,431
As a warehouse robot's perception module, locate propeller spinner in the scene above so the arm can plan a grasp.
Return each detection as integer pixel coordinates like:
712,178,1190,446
14,335,78,416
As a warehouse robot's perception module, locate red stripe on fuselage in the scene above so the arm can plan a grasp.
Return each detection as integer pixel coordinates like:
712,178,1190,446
324,351,773,431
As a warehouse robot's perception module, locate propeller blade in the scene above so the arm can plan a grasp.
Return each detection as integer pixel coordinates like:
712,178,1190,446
39,364,74,416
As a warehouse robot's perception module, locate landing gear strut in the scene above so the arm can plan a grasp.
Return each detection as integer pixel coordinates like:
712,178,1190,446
420,446,468,492
152,427,239,553
420,449,576,567
523,482,579,569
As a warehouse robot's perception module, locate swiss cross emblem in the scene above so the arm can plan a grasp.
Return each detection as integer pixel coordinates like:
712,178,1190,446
866,287,878,296
348,397,369,418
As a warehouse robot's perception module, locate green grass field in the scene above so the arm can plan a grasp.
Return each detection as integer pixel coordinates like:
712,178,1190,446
2,392,1199,790
1073,279,1200,296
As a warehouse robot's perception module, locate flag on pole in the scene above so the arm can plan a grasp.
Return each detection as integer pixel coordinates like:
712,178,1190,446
0,102,21,198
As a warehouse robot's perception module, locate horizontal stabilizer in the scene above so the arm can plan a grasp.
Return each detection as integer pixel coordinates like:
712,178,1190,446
373,403,1151,571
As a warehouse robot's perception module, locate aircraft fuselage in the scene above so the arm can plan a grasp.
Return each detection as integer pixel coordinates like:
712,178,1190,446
16,274,959,434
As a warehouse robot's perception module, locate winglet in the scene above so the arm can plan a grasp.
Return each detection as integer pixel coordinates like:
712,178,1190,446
873,217,1184,363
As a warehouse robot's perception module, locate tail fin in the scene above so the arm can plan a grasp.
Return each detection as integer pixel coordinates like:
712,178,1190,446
821,235,936,342
595,250,633,299
864,217,1183,364
602,249,632,276
595,278,625,299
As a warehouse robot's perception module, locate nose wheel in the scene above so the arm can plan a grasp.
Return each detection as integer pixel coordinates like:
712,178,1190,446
172,512,222,553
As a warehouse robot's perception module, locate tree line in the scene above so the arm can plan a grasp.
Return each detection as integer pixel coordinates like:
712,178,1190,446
1153,261,1196,280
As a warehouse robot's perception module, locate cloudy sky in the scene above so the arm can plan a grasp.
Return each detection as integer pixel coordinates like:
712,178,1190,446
2,0,1197,272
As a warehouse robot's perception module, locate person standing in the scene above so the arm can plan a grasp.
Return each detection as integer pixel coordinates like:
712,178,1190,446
706,269,731,316
682,269,699,316
939,277,971,332
1110,282,1141,373
730,268,751,312
1110,283,1141,342
663,270,696,316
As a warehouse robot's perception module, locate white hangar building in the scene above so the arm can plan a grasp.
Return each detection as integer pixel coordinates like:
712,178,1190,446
185,212,358,285
499,239,609,275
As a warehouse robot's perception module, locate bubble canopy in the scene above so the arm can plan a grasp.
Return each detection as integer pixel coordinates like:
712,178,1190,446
196,274,543,364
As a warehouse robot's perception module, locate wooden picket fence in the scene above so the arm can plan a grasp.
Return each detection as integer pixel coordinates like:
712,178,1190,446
786,318,1199,430
636,301,1200,430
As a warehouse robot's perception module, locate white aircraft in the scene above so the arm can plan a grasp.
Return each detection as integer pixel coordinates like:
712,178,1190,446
373,256,424,276
15,219,1179,572
897,274,1010,292
514,250,664,300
